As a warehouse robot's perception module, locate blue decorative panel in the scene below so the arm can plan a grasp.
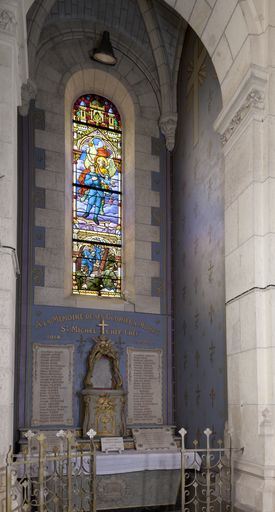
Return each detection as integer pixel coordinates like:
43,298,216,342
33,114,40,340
26,306,168,428
151,171,161,192
34,147,45,169
151,242,161,262
173,28,227,446
33,226,45,248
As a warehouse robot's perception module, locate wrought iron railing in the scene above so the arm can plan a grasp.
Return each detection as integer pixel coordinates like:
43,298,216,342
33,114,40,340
179,427,237,512
5,426,239,512
6,429,96,512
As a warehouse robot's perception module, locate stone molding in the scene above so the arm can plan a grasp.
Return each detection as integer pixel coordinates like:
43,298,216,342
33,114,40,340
214,65,268,150
159,113,178,151
0,8,16,35
20,79,37,116
234,457,275,479
220,89,264,146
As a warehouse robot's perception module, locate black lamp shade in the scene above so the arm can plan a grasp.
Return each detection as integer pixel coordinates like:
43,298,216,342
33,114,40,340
91,31,117,65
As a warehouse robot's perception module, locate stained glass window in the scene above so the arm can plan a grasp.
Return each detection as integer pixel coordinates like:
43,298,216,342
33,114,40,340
72,94,122,297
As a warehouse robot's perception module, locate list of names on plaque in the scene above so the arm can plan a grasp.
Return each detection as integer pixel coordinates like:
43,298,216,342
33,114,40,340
127,348,163,424
32,344,74,426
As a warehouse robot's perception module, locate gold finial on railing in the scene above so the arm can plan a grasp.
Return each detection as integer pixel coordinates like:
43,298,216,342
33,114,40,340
65,430,75,442
36,433,46,443
24,430,36,440
86,429,97,439
24,429,37,457
56,430,66,438
178,428,187,512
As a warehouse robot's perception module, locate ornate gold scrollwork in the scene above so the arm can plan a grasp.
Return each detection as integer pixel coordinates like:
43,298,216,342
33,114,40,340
84,333,123,390
96,394,115,435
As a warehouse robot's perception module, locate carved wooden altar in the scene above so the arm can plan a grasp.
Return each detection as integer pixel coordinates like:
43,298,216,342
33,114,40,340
82,322,126,437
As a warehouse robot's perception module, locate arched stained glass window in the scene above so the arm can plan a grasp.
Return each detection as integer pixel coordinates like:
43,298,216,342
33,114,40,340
72,94,122,297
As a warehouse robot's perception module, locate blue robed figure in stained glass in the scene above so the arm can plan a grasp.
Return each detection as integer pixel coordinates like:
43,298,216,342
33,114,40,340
82,155,112,224
72,94,122,297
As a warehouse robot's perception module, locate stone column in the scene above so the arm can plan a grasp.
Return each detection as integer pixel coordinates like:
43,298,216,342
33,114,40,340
215,65,275,511
0,0,28,470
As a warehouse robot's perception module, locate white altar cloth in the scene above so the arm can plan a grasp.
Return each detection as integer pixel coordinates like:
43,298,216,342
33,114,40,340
96,449,201,474
17,449,201,477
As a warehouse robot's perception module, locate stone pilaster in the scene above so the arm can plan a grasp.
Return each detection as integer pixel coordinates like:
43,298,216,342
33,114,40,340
215,65,275,512
0,1,28,469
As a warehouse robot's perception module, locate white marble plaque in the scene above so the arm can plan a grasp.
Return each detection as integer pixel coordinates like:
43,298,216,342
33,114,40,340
32,344,74,426
101,437,124,453
127,348,163,425
132,427,177,451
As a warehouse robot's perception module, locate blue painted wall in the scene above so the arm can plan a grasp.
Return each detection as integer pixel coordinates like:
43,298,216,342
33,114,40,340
173,28,227,446
25,306,169,428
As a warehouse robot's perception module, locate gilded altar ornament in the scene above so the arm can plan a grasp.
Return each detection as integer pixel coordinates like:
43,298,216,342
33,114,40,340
84,333,123,389
96,395,115,435
82,323,126,436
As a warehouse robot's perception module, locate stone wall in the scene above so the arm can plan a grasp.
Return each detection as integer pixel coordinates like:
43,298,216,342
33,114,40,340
31,35,163,314
16,13,172,429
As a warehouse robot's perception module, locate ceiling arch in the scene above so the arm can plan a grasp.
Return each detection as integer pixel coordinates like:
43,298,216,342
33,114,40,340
26,0,255,89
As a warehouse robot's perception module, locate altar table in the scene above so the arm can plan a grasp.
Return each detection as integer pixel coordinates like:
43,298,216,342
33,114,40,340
16,450,201,510
95,450,201,510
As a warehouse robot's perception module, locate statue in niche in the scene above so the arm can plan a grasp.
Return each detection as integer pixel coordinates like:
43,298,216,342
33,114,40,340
82,320,126,437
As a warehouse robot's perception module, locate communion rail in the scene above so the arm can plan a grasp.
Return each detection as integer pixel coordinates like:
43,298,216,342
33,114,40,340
6,430,96,512
179,427,239,512
5,428,239,512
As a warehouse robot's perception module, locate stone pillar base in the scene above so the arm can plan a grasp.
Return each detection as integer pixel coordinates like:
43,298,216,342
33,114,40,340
234,466,275,512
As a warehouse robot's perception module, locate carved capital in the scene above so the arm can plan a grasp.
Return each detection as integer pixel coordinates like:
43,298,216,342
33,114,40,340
220,89,264,145
0,8,16,35
214,66,267,150
20,79,37,116
159,113,178,152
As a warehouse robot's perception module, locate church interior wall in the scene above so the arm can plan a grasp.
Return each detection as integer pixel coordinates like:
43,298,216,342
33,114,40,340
173,27,227,445
15,0,174,434
2,0,275,510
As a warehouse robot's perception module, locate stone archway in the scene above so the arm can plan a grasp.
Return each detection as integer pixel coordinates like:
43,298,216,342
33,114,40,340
26,0,254,100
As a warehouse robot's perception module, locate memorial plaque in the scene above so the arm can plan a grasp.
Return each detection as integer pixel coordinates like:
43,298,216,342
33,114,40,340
127,348,163,424
132,427,177,451
32,344,74,426
101,437,124,453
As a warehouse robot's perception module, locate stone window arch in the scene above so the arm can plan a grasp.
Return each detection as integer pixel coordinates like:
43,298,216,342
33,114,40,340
64,69,136,310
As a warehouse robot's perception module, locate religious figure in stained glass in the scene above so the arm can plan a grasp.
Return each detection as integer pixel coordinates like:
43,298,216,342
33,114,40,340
72,94,122,297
